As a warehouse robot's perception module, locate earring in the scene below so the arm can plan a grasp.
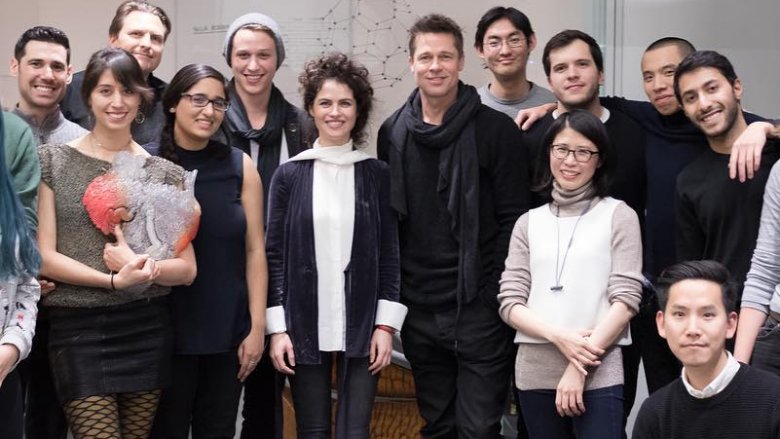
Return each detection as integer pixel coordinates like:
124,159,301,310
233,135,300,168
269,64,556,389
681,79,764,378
135,111,146,124
169,107,176,113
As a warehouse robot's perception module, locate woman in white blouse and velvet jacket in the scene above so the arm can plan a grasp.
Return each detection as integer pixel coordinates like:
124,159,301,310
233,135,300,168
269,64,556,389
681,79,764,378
265,53,406,438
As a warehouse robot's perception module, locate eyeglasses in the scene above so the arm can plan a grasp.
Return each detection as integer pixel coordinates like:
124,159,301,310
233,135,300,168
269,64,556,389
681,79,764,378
550,144,599,163
484,36,526,51
181,93,230,112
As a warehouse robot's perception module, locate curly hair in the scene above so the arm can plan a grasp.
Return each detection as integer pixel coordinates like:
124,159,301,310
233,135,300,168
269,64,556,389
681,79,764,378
299,52,373,146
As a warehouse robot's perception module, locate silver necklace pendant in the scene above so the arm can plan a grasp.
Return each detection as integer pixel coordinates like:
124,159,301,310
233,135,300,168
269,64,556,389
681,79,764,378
552,199,593,294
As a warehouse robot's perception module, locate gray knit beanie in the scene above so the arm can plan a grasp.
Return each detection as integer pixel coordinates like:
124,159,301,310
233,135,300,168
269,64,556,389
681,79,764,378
223,13,286,69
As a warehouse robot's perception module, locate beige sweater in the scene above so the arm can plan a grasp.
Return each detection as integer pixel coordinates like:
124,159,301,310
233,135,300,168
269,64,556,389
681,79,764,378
498,182,643,390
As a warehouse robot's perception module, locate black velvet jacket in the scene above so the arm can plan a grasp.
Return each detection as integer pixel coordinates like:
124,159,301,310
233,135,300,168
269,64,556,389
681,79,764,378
265,158,400,365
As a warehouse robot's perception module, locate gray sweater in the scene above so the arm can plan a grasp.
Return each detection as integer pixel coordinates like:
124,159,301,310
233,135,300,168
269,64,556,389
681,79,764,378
39,144,184,308
498,183,643,390
742,160,780,315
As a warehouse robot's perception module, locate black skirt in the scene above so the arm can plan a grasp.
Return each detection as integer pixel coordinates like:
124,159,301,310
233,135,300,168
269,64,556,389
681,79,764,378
48,297,173,402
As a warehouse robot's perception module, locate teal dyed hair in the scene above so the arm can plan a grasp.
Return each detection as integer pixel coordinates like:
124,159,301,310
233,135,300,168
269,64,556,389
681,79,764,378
0,113,41,280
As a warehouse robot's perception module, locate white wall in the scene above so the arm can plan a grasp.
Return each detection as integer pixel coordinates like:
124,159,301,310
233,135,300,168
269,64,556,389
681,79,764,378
618,0,780,118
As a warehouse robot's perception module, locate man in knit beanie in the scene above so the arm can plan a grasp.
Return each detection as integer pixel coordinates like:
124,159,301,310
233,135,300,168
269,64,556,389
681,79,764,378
220,12,314,439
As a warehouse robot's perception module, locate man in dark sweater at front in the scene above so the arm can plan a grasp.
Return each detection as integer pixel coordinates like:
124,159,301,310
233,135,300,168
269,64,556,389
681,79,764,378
378,14,529,438
674,50,780,301
633,260,780,439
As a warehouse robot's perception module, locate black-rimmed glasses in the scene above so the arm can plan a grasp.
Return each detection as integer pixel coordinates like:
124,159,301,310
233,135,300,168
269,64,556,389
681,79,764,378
550,144,599,163
181,93,230,112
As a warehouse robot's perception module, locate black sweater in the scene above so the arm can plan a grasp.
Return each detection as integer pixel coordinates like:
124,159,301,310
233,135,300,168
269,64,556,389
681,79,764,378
633,365,780,439
676,141,780,295
601,97,766,278
378,105,530,309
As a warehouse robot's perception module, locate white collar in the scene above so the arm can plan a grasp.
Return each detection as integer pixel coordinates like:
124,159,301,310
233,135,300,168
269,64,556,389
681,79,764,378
681,352,741,399
552,107,611,124
289,138,371,165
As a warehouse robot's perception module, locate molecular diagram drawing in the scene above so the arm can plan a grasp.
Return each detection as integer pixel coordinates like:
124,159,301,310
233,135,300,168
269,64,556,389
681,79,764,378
281,0,416,89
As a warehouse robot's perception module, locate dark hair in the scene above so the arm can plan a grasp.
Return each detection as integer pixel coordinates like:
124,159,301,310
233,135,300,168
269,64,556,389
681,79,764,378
533,109,614,197
299,52,373,146
14,26,71,64
408,14,464,58
109,0,171,41
543,29,603,77
81,48,154,119
0,114,41,280
644,37,696,58
655,260,737,313
160,64,229,163
474,7,534,50
673,50,738,104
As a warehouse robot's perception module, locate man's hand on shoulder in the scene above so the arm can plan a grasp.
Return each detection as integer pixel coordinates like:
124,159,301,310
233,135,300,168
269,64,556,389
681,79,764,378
515,102,556,131
729,121,775,182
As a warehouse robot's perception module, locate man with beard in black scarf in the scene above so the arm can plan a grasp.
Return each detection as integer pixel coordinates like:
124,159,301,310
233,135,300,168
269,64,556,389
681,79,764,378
378,14,530,438
220,12,314,439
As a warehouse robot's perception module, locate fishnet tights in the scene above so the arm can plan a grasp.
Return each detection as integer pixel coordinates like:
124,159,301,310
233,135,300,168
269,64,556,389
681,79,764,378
63,390,161,439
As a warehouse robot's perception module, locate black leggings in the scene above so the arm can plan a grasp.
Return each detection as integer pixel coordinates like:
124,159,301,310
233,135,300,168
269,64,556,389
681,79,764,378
0,370,24,439
289,353,378,439
151,352,243,439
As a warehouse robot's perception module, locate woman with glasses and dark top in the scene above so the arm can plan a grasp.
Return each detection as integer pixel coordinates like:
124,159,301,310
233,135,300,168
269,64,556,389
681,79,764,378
265,53,406,438
498,109,643,439
36,47,197,439
145,64,268,438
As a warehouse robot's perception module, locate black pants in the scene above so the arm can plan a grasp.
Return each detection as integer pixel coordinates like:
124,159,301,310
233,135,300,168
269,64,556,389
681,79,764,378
0,369,23,439
621,284,680,436
151,351,243,439
18,311,68,439
240,347,284,439
289,353,377,439
402,299,514,439
751,314,780,377
518,385,624,439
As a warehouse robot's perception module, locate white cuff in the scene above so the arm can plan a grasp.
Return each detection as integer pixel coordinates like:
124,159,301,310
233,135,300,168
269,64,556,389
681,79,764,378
374,299,408,331
265,306,287,335
1,333,29,368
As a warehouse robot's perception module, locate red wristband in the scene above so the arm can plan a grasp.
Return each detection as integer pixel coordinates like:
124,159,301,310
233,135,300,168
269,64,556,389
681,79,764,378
375,324,396,335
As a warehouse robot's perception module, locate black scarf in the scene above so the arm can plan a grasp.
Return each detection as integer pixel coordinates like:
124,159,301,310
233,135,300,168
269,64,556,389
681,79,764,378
225,80,287,184
386,82,483,303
